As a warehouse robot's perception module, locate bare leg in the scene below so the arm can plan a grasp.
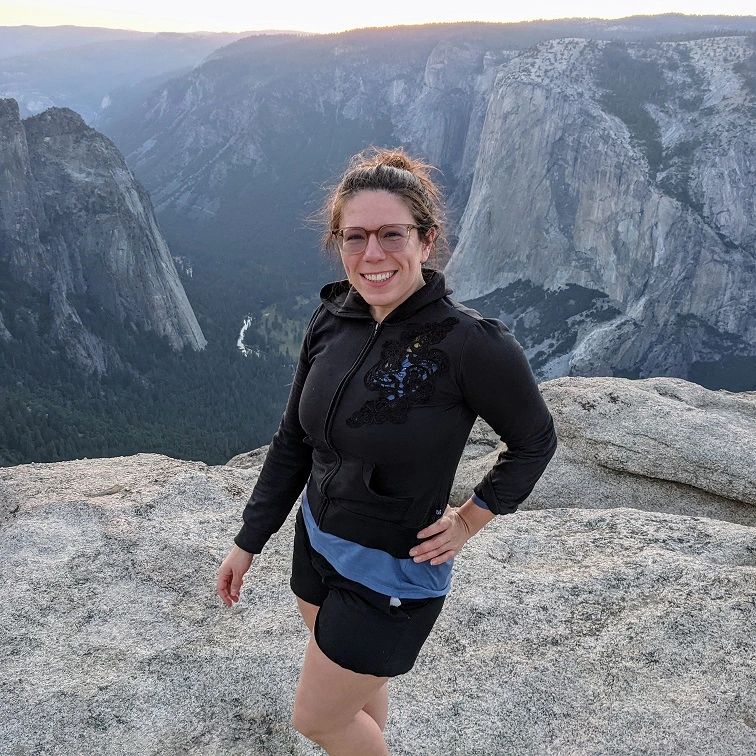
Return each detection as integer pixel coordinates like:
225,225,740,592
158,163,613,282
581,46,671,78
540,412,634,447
293,633,389,755
362,681,389,732
296,597,389,731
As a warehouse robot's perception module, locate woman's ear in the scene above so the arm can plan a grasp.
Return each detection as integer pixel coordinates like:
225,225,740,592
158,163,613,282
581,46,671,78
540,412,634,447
421,227,436,263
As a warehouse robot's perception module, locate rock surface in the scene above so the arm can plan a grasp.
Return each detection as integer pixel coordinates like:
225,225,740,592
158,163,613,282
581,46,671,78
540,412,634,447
455,377,756,528
542,376,756,505
0,98,206,373
1,377,754,755
445,37,756,382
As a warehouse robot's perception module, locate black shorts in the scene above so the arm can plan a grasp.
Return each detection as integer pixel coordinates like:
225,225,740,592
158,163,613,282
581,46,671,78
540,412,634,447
290,507,445,678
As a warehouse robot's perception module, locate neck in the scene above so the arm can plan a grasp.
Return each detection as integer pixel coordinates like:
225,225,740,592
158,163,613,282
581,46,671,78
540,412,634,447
369,276,427,323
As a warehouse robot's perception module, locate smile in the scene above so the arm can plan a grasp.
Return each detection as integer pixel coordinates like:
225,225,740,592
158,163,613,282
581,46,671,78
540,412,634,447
362,272,396,282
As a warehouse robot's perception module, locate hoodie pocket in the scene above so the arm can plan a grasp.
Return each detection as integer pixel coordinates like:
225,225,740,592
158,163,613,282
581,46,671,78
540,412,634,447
331,458,414,523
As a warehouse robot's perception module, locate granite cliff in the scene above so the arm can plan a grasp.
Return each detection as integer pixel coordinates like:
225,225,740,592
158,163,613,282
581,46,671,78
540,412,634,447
1,377,754,754
0,98,206,374
445,37,756,384
96,24,756,389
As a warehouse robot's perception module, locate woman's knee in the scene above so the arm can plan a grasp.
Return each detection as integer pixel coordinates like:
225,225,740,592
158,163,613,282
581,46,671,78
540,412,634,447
291,701,333,742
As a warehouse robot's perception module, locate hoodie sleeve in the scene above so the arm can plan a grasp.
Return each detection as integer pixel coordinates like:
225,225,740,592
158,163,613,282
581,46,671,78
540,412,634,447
233,307,322,554
458,317,557,514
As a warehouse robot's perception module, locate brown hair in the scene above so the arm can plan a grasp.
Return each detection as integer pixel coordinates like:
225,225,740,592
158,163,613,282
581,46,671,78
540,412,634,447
321,147,448,266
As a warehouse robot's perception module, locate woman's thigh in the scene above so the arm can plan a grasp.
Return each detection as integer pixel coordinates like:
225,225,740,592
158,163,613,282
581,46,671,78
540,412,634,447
293,633,389,734
296,596,318,633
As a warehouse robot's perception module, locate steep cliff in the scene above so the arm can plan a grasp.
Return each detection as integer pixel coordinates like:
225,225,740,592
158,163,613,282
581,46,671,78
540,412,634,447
0,99,206,373
445,37,756,384
97,24,756,389
102,28,503,231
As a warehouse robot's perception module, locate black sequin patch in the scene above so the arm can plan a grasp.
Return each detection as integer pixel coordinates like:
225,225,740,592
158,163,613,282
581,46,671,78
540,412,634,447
346,317,459,427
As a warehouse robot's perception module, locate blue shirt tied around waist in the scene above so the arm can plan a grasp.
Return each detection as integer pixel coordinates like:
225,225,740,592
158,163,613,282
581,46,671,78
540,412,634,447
301,488,491,600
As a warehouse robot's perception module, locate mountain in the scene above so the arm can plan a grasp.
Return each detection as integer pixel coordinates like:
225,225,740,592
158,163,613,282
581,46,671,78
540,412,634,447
97,19,756,391
2,17,756,468
0,25,150,59
0,27,259,122
0,96,297,468
446,36,756,388
0,98,206,375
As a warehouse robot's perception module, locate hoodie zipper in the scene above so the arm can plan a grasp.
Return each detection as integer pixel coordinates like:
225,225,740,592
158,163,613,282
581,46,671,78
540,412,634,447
317,320,383,527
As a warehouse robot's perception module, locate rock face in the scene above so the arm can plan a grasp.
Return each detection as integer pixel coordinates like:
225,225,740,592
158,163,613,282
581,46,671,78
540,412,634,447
102,29,502,229
445,37,756,383
0,98,206,373
455,378,756,528
542,377,756,506
95,27,756,389
1,377,754,755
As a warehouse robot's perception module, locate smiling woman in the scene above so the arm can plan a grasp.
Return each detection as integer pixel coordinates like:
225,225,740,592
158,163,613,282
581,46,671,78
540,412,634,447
217,147,558,753
333,191,433,322
319,150,449,322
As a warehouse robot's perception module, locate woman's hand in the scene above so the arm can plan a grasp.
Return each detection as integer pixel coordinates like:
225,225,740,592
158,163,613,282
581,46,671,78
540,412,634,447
409,506,471,566
410,499,496,566
216,545,255,607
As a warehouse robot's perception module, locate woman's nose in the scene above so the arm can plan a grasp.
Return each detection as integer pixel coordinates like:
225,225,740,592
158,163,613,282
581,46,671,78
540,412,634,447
362,231,386,259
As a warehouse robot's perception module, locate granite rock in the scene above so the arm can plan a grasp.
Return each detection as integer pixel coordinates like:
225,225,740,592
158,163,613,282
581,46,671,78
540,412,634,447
0,99,206,373
445,37,756,381
1,377,754,754
454,377,756,527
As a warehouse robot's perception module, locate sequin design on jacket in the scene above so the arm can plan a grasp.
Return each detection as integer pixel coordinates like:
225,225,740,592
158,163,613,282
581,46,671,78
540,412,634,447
347,316,459,427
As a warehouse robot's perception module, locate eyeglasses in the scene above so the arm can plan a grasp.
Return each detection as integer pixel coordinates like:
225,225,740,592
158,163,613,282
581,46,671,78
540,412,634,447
332,224,420,255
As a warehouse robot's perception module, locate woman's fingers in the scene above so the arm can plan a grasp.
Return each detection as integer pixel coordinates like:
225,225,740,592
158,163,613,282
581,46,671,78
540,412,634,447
415,516,450,541
217,547,255,607
411,510,470,564
410,529,455,563
412,541,456,563
217,563,242,607
216,565,233,607
230,570,244,602
424,546,457,565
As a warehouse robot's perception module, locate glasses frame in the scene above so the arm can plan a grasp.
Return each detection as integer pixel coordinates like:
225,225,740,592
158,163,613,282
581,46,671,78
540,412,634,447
332,224,421,256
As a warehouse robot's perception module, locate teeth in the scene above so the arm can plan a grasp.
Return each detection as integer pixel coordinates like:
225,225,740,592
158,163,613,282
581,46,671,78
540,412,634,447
364,272,394,282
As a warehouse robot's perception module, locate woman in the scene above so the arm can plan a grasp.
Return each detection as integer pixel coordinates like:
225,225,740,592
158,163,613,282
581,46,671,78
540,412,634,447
217,148,557,754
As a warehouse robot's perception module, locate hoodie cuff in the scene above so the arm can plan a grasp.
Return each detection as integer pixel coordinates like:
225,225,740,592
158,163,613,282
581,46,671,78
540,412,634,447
234,525,262,555
471,493,491,511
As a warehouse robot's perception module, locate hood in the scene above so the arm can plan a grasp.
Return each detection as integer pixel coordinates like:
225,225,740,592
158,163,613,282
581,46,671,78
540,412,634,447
320,269,452,323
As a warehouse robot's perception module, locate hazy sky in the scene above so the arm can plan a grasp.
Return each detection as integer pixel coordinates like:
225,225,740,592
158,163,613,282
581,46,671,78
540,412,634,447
1,1,755,34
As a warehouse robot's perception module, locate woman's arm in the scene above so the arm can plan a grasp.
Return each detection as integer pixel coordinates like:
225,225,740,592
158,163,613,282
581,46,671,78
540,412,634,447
410,316,557,565
457,317,557,516
232,307,323,555
217,309,323,606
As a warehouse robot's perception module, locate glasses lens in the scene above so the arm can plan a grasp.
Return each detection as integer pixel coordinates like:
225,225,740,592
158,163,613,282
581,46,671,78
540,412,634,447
340,228,368,255
337,225,412,254
378,225,410,251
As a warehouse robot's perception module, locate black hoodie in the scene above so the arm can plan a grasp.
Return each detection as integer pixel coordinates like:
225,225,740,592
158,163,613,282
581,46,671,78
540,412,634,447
235,271,557,559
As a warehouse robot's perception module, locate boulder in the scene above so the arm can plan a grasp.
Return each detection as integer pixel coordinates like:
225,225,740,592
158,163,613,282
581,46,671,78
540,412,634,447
454,377,756,528
1,377,754,754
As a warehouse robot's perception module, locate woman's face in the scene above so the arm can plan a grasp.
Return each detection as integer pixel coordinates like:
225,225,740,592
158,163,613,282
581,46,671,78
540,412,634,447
338,190,434,323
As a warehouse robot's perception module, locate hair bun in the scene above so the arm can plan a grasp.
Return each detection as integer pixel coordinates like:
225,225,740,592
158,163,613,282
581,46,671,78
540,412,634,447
376,151,414,171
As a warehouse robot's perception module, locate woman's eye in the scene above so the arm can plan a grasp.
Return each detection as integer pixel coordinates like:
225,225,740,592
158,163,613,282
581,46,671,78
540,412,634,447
381,228,404,239
344,230,366,243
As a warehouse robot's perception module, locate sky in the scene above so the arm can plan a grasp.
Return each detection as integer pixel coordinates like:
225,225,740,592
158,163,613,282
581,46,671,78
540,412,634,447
1,0,755,34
